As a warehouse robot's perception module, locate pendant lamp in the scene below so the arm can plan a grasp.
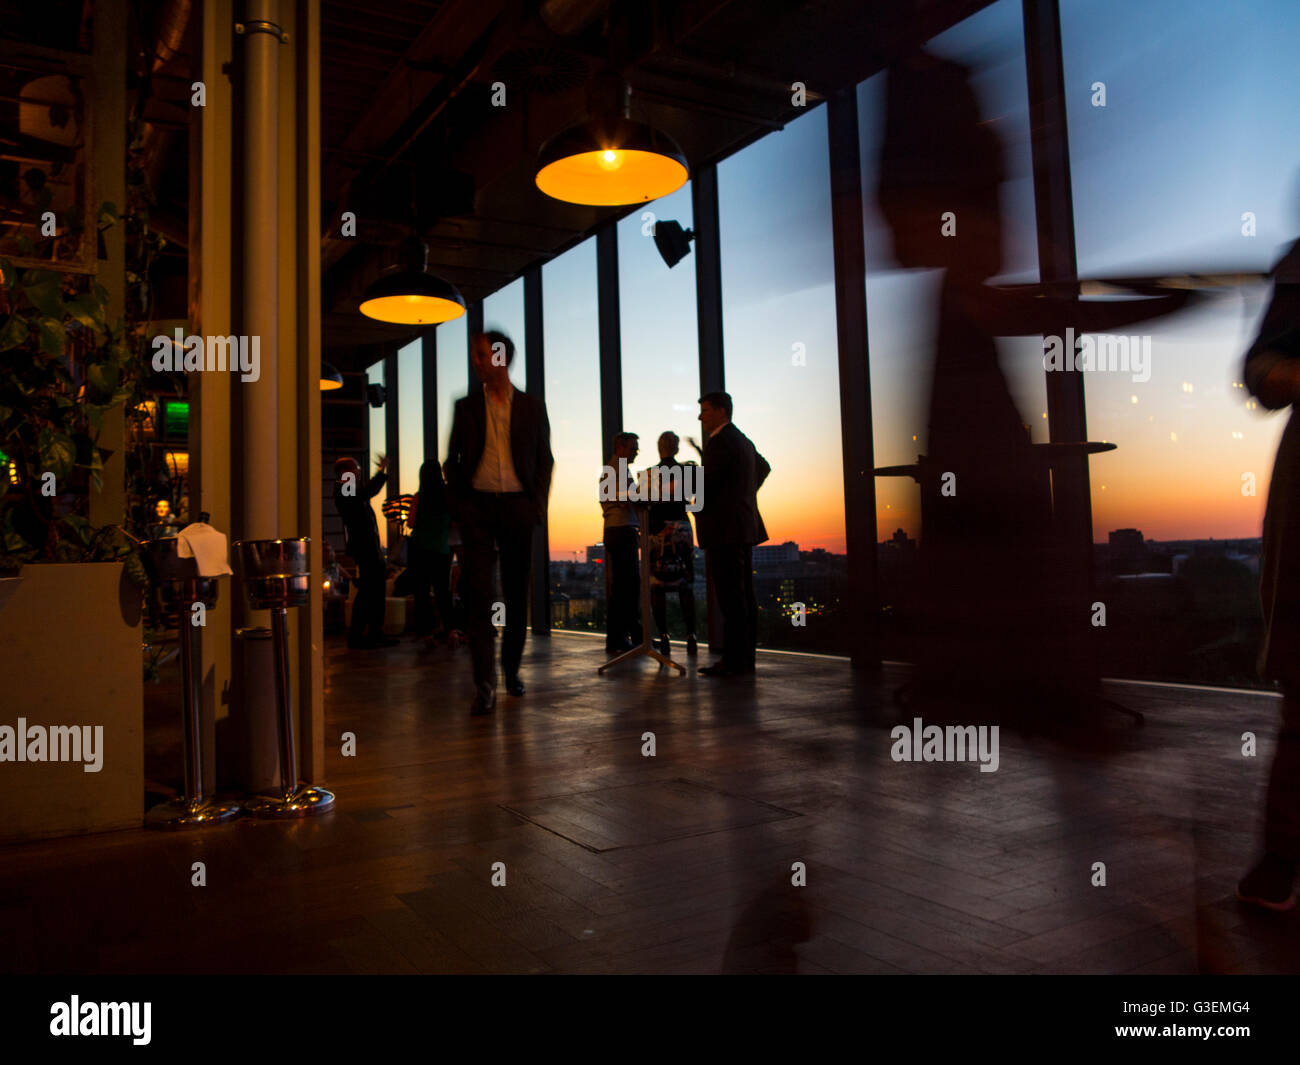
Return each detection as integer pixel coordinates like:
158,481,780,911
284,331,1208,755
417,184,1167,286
359,235,466,325
536,77,687,206
320,362,344,391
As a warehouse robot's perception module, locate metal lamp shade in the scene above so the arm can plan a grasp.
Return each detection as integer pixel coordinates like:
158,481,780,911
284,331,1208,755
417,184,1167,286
535,116,688,206
359,269,466,325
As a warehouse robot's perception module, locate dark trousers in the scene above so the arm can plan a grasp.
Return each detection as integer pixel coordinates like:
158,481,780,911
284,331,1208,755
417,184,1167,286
708,544,757,671
349,558,386,643
460,492,534,691
605,525,642,649
408,544,453,637
652,584,696,638
1266,689,1300,862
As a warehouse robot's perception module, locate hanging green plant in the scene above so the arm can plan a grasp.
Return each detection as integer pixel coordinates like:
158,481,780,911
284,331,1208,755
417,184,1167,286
0,203,148,585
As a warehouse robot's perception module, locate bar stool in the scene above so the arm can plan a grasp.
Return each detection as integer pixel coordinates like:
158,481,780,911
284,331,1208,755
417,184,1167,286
234,537,336,817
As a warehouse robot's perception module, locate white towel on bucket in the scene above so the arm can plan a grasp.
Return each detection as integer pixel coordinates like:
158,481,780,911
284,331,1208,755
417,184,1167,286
176,522,233,576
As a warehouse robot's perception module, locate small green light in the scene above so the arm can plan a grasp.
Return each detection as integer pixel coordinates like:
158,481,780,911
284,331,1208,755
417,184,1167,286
163,401,189,436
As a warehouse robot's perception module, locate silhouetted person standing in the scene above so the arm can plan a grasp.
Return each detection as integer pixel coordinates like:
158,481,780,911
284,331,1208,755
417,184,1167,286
446,331,554,715
408,459,454,642
648,431,698,657
695,391,770,677
333,454,395,649
601,432,642,654
1240,236,1300,911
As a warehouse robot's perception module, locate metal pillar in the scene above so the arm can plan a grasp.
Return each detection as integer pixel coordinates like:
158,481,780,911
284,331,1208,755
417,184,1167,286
422,328,438,462
525,264,551,635
240,0,282,542
827,87,881,670
691,164,725,653
1024,0,1091,551
467,302,484,394
692,164,725,395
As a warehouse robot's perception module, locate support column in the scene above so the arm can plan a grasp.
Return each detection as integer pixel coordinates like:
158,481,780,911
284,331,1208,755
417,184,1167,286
467,302,483,395
827,87,880,670
691,165,724,653
596,222,622,459
692,164,724,395
596,223,622,640
241,0,281,541
524,264,550,635
291,0,324,782
192,0,235,790
422,329,438,462
88,0,126,532
384,349,399,497
1024,0,1090,547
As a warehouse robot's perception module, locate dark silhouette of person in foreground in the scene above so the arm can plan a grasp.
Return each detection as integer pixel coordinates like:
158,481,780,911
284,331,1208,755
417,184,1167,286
695,391,770,677
876,52,1190,720
876,52,1054,714
333,453,396,649
1239,235,1300,911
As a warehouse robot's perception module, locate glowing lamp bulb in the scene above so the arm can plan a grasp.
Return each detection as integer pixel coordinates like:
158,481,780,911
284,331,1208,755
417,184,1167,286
598,149,622,171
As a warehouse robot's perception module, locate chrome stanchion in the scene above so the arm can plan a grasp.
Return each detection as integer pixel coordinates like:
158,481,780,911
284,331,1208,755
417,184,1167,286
233,538,334,817
145,537,243,828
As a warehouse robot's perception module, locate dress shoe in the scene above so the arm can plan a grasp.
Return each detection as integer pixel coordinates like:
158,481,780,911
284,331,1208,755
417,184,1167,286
505,676,525,697
685,634,698,656
606,639,634,654
1237,853,1296,911
698,663,740,677
469,685,497,716
657,634,671,656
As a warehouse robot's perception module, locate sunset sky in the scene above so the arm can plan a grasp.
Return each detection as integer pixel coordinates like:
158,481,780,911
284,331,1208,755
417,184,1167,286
383,0,1300,561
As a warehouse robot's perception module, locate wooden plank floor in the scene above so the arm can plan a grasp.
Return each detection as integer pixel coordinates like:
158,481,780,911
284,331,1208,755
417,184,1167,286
1,631,1296,974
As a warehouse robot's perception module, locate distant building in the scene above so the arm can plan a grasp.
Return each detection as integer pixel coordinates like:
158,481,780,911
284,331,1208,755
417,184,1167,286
586,543,604,564
754,541,799,566
1108,528,1147,575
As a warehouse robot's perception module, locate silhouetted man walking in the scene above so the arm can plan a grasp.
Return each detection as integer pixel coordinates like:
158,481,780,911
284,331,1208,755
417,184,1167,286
446,331,554,715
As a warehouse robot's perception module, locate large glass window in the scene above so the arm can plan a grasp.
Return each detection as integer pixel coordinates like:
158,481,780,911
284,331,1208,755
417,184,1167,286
1062,0,1300,686
396,338,423,495
618,184,699,458
543,237,603,632
618,183,701,638
482,277,527,390
436,315,468,464
719,107,846,654
366,359,386,549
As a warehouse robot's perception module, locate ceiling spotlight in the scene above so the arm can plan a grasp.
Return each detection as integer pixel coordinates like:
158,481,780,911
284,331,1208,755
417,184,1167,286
359,235,466,325
653,220,695,268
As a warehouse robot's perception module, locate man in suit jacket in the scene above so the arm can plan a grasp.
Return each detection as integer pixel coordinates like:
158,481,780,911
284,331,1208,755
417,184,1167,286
694,391,770,677
445,330,554,715
333,454,396,649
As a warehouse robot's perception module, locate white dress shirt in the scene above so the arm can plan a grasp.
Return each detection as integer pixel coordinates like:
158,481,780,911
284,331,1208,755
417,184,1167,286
472,387,524,492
